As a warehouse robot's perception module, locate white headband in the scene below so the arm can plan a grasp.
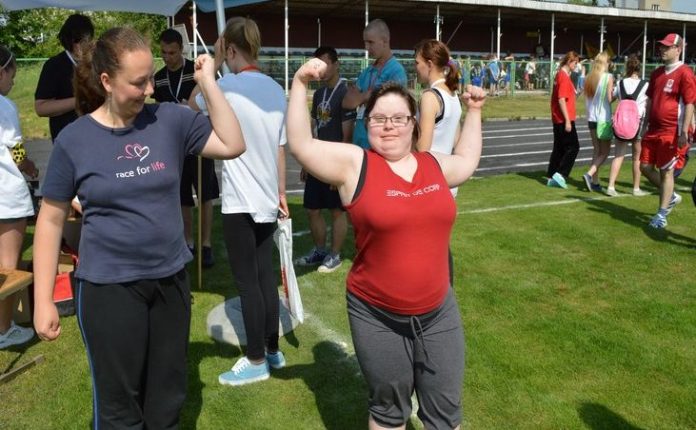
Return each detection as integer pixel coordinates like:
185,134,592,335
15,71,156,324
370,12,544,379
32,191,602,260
1,52,13,70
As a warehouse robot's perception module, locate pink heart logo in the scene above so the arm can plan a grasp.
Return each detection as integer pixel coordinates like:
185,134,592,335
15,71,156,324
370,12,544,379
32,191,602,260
121,143,150,162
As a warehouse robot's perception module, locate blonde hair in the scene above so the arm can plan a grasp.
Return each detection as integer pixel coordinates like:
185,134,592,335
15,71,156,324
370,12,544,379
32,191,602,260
584,52,610,99
223,17,261,60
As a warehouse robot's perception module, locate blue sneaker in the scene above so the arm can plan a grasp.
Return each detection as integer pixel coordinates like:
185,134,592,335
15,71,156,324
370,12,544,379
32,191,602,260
551,172,568,189
665,192,682,215
266,350,286,370
219,357,270,386
0,322,34,349
582,173,592,191
318,253,342,273
591,183,603,193
648,213,667,229
295,247,327,266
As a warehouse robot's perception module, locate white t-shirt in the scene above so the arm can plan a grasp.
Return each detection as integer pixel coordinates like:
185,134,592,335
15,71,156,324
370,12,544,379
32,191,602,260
0,95,34,219
429,87,462,197
613,76,649,118
195,71,287,222
586,72,612,123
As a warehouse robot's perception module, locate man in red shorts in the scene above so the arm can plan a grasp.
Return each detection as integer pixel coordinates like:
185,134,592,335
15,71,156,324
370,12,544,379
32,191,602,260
640,33,695,229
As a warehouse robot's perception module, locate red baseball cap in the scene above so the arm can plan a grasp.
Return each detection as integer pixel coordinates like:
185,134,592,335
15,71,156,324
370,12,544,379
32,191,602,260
658,33,684,47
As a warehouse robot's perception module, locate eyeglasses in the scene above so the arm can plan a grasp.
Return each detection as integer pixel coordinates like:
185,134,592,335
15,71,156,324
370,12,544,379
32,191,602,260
367,115,414,127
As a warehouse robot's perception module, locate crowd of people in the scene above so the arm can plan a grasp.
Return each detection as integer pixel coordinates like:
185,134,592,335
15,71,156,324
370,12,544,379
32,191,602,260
1,10,695,429
546,33,695,229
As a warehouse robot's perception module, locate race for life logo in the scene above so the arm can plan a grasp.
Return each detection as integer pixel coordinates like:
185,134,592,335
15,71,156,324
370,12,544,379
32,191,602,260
114,142,166,179
117,143,150,162
664,79,675,93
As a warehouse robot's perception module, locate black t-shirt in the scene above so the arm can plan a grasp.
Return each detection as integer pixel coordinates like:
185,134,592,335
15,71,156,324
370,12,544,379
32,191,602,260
153,59,196,103
35,51,78,141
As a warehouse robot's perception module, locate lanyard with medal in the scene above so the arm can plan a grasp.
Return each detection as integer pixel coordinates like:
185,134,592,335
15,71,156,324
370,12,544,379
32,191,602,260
315,78,346,134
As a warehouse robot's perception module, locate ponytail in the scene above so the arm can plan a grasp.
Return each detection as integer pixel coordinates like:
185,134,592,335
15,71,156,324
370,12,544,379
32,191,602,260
444,59,460,92
74,39,103,115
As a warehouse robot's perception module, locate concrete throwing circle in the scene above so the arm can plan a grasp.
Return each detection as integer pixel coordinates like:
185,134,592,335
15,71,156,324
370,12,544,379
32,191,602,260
207,297,300,345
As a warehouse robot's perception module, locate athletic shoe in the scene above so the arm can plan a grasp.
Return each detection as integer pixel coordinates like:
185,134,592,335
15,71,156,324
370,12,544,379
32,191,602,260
546,178,560,188
0,322,34,349
605,187,618,197
202,246,215,268
317,253,342,273
665,193,682,215
648,213,667,229
294,247,327,266
219,357,270,386
632,188,650,197
582,173,593,192
551,172,568,189
591,183,603,193
266,350,286,370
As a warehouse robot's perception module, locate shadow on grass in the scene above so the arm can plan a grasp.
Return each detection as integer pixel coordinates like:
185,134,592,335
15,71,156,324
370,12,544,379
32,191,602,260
578,402,645,430
181,340,242,428
583,198,696,248
272,340,368,429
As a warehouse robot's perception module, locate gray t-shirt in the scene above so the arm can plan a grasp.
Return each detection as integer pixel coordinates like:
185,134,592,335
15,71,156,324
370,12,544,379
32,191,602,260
42,103,212,283
311,80,356,142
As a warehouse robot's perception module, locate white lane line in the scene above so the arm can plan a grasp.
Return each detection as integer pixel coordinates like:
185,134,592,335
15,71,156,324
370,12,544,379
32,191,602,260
476,156,593,171
458,193,633,215
484,130,590,140
484,126,590,134
298,278,359,370
481,147,594,159
483,138,589,149
484,126,550,133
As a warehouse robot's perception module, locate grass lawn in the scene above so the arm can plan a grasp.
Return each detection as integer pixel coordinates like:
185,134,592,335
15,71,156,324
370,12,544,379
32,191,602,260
2,160,696,429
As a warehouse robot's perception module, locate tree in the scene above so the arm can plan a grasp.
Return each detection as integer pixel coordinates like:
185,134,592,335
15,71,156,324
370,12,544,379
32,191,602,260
0,8,167,58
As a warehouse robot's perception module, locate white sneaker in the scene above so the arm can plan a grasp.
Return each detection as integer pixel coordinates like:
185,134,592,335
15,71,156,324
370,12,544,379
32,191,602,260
665,193,682,215
605,188,619,197
632,189,650,197
0,322,34,349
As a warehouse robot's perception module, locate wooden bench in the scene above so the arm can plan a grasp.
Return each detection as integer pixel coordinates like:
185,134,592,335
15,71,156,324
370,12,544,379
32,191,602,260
0,269,41,385
0,269,33,300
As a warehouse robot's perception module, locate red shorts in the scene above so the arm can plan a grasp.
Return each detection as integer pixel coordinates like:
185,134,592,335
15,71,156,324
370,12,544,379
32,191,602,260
676,142,690,171
640,133,686,170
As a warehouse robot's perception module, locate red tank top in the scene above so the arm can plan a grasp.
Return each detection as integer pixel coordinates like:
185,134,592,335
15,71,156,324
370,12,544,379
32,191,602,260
345,150,456,315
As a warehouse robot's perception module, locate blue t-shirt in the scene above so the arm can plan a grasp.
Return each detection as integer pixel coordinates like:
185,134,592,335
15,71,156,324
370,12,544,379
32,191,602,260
353,57,407,149
42,103,212,283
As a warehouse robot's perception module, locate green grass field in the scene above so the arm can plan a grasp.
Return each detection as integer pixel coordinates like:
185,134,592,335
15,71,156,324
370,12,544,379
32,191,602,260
2,164,695,429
